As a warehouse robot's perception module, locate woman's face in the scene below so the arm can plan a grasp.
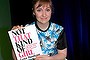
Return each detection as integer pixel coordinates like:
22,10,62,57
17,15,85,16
33,2,52,24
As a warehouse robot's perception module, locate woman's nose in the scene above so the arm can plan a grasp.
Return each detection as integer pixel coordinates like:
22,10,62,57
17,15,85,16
42,11,46,17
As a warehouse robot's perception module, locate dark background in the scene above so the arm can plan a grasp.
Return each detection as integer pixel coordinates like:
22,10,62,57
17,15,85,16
1,0,89,60
9,0,64,26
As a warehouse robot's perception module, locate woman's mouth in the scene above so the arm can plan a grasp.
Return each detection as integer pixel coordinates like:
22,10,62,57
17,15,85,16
41,18,47,20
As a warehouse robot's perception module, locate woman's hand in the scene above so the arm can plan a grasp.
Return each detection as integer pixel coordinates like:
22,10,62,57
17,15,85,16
35,55,52,60
12,25,23,30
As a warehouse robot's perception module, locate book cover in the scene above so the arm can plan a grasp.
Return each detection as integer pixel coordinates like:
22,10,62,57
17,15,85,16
8,25,42,60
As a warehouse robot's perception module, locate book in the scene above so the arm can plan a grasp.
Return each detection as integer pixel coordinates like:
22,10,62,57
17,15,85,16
8,25,42,60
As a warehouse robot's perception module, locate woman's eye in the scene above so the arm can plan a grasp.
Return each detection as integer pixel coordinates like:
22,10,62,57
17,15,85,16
46,9,50,12
37,9,41,12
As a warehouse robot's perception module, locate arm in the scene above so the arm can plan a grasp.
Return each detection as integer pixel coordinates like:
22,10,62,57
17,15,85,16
52,30,67,60
50,48,67,60
12,49,17,60
35,48,67,60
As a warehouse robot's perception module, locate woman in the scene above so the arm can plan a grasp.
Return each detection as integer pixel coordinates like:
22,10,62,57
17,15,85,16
12,0,67,60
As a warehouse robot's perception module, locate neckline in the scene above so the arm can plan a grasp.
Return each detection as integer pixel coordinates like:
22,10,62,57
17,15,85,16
35,21,51,32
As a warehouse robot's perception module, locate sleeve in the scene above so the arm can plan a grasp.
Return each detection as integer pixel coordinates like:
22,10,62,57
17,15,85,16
57,29,67,50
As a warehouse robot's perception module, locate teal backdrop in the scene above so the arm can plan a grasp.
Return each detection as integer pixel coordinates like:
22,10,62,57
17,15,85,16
0,0,13,60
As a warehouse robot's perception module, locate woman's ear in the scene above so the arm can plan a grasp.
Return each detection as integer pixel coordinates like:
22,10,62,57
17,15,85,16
32,8,35,15
33,12,35,15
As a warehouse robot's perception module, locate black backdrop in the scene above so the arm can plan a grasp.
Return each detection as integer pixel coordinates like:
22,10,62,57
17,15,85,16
9,0,90,60
10,0,33,26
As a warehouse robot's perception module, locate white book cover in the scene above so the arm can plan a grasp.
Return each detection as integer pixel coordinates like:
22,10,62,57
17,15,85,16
8,25,42,60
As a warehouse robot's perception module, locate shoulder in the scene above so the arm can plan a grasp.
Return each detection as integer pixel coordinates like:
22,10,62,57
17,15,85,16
51,22,64,32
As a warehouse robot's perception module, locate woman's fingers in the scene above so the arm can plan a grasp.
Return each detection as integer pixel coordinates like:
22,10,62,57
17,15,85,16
12,25,23,30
